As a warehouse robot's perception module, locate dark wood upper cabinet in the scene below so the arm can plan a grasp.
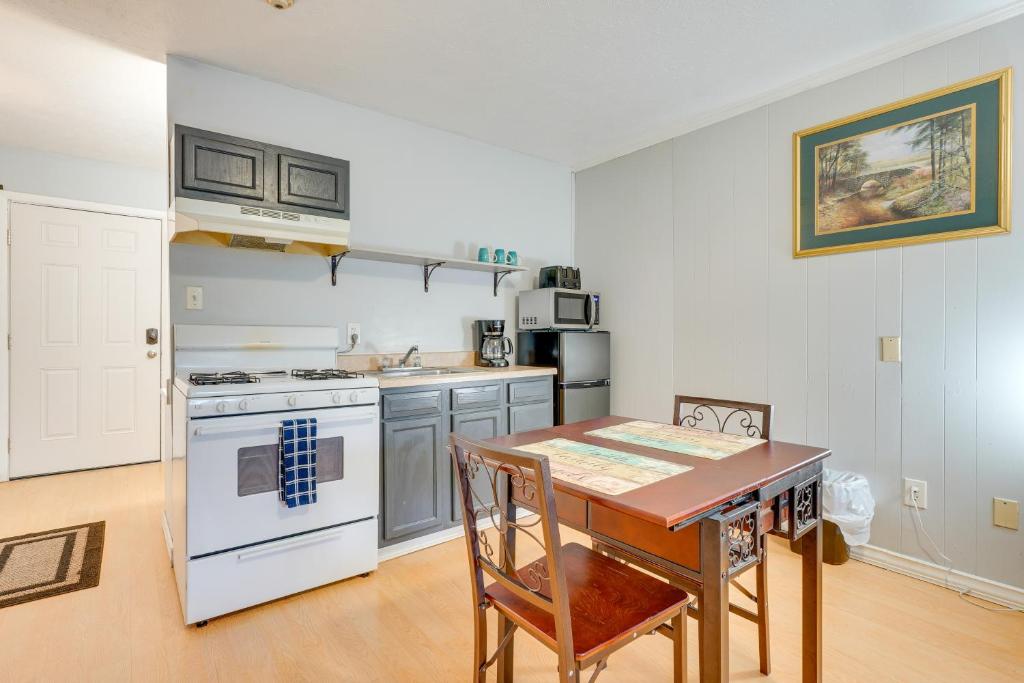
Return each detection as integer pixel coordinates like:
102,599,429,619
174,124,350,219
278,153,348,214
180,129,265,200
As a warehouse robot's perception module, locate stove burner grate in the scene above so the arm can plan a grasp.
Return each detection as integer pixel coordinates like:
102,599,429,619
189,371,261,386
291,369,364,380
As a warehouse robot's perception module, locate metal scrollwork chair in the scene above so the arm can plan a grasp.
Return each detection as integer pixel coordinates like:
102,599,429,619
675,395,774,676
450,434,693,683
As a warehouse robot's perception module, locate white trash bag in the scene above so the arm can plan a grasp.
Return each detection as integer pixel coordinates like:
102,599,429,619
822,469,875,546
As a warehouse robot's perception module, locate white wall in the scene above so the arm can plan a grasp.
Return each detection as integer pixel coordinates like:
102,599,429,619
575,16,1024,588
168,57,571,352
0,145,166,210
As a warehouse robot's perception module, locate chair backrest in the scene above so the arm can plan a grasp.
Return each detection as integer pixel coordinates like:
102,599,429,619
449,434,574,654
673,395,774,440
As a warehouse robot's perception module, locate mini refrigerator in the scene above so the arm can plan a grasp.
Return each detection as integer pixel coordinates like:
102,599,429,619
517,330,610,425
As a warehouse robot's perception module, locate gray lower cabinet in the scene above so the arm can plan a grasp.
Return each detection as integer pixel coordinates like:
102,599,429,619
380,377,553,548
381,415,444,542
449,407,504,523
508,400,554,434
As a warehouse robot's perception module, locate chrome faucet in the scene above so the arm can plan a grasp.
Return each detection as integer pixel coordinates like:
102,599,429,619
399,345,420,368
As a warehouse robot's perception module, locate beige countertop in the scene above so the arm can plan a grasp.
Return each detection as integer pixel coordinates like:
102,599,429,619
370,365,556,389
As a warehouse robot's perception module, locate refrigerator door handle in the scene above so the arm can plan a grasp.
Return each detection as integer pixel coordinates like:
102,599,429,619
560,379,611,389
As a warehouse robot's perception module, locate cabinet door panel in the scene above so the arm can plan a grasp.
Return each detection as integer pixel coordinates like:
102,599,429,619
450,408,503,523
181,130,265,201
277,153,348,214
508,401,554,435
382,416,443,541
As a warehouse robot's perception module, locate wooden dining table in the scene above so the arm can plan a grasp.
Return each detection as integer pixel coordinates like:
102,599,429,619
486,415,831,682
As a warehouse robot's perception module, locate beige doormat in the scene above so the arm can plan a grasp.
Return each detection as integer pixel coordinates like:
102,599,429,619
0,521,105,609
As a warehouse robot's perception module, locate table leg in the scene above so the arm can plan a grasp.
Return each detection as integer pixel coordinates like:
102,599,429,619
801,521,822,682
699,516,728,682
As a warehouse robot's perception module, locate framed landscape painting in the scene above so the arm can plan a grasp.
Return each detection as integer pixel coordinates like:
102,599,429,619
793,68,1011,257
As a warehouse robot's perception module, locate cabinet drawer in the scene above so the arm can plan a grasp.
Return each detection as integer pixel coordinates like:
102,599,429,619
508,378,552,404
451,384,501,411
180,128,265,201
382,390,443,419
508,401,554,435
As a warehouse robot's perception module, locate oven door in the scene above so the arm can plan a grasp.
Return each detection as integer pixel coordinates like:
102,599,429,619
185,404,379,558
553,290,596,329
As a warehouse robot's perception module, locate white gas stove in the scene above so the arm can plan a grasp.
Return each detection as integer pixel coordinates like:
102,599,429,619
168,325,380,626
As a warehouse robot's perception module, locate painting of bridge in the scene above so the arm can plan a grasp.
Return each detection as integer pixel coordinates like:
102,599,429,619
814,104,975,234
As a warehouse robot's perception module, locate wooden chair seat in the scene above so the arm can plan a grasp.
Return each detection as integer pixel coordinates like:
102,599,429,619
486,542,691,661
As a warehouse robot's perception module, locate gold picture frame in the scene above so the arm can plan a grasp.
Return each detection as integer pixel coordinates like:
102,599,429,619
793,68,1012,258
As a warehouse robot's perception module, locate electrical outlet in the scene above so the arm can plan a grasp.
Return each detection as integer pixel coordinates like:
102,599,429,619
904,478,927,508
185,286,203,310
346,322,361,345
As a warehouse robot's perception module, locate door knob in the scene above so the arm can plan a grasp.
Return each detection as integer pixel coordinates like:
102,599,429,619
147,350,157,358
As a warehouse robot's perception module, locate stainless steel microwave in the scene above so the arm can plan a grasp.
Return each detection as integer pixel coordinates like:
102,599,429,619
518,288,600,330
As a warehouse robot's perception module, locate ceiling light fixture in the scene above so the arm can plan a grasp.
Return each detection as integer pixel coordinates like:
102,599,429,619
266,0,294,9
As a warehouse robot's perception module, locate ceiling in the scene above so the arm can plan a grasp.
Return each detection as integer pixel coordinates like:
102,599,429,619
1,0,1021,171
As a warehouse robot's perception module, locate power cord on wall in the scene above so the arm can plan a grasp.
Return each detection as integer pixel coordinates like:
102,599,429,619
908,496,1023,613
337,332,359,354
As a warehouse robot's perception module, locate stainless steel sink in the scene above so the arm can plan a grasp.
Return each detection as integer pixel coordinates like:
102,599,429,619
372,366,479,377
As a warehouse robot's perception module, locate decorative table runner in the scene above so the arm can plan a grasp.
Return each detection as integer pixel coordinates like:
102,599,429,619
516,437,691,495
585,420,765,460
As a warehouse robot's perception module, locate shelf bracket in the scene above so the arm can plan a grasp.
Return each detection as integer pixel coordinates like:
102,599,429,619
423,262,446,292
330,252,348,287
493,270,514,296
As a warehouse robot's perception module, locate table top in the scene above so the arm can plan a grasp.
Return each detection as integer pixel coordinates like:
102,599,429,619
489,415,831,529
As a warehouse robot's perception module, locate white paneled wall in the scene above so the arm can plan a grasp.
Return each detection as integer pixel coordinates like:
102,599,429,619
574,142,675,423
575,16,1024,588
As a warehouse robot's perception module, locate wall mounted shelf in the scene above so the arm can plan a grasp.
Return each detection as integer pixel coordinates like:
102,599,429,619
330,246,526,295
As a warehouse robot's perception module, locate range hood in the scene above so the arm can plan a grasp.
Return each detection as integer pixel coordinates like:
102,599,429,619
171,196,350,257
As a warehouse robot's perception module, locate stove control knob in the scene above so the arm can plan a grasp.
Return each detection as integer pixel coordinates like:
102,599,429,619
238,399,250,411
287,395,297,407
332,392,343,404
349,391,360,403
216,401,226,413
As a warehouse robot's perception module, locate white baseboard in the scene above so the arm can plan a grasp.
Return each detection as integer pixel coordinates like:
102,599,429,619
378,509,535,563
161,512,173,564
850,544,1024,610
377,525,467,563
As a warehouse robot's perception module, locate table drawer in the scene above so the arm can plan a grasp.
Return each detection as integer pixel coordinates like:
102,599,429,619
451,384,501,411
382,390,443,419
507,378,553,404
588,505,701,573
511,485,588,530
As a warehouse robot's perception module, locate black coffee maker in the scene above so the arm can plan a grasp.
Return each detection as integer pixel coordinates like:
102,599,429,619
474,320,513,367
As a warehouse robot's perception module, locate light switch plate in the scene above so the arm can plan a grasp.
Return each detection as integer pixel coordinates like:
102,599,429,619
186,286,203,310
881,336,901,362
993,498,1020,530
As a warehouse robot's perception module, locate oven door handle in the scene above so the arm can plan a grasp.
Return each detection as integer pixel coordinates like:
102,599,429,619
235,525,349,561
193,415,373,437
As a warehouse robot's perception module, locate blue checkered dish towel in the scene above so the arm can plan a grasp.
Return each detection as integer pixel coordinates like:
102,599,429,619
279,417,318,508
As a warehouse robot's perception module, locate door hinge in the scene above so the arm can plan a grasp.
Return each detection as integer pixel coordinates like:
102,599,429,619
6,333,9,350
6,230,10,246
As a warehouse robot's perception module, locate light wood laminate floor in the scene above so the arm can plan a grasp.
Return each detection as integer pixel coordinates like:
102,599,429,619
0,463,1021,682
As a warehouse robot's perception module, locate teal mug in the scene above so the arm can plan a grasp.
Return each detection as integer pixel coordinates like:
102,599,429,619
506,250,518,266
477,247,490,263
494,248,506,264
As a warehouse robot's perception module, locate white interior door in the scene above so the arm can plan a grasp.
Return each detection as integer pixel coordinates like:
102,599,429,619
9,203,161,477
